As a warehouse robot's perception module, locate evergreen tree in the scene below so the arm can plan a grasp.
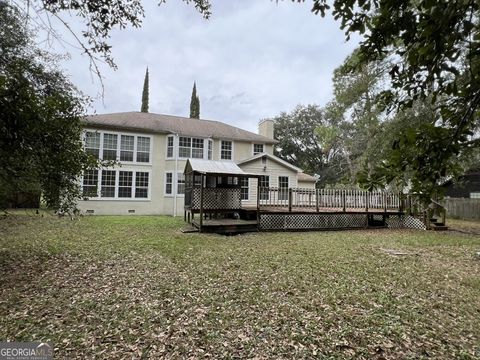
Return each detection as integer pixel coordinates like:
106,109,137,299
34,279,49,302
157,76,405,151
140,67,149,113
189,82,200,119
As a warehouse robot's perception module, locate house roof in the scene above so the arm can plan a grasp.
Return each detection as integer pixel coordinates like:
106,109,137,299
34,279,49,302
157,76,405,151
84,112,277,144
297,172,318,183
184,159,258,177
236,153,303,173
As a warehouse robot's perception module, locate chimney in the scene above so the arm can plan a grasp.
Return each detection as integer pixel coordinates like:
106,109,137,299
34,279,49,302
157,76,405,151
258,119,274,139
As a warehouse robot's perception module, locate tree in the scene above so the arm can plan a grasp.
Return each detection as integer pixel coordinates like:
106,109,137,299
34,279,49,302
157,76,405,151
271,104,347,186
306,0,480,202
141,67,149,113
190,82,200,119
0,3,100,212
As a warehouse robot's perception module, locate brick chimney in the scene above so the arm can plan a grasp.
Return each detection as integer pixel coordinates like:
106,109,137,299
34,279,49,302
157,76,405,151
258,119,274,139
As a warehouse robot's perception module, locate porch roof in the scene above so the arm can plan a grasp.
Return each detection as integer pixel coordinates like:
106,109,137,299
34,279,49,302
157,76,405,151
184,159,259,177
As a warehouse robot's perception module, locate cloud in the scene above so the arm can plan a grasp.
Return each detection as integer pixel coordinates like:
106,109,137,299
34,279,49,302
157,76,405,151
53,0,360,133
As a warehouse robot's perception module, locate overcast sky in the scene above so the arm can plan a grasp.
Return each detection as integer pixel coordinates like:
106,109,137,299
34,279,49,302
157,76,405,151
55,0,360,133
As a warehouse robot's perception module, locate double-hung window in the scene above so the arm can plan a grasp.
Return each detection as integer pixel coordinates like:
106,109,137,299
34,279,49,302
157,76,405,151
136,137,150,163
166,136,174,158
101,170,116,197
120,135,135,162
240,178,249,200
221,140,232,160
135,172,149,198
85,132,100,158
259,175,269,200
278,176,289,201
103,134,118,160
207,139,213,160
82,170,98,197
253,143,264,155
192,138,204,158
165,173,173,195
178,137,192,158
177,173,185,195
118,171,133,198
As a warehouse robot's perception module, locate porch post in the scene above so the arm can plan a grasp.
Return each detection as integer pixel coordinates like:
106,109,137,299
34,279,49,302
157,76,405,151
288,188,293,212
199,173,204,232
315,188,319,212
256,177,260,227
342,190,346,212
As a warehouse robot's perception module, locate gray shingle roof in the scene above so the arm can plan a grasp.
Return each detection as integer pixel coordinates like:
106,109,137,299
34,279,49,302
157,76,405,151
84,112,277,144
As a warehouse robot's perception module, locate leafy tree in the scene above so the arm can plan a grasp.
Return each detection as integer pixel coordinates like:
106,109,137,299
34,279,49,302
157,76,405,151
271,104,347,186
0,3,100,212
141,67,149,113
306,0,480,202
190,82,200,119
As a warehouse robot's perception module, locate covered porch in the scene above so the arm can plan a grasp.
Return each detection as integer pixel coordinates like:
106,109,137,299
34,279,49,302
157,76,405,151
183,159,260,233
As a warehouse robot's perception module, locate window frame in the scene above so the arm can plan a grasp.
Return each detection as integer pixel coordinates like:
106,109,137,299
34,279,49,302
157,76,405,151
166,135,175,159
259,175,270,201
253,143,264,155
165,172,174,196
278,176,289,201
220,140,233,160
83,129,152,165
240,177,249,201
81,168,151,201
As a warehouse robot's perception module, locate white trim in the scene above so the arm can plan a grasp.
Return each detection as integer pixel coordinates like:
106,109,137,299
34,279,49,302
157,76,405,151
166,134,175,159
252,143,265,156
82,168,151,201
83,128,153,166
240,177,249,201
219,139,234,161
237,153,302,172
164,171,174,197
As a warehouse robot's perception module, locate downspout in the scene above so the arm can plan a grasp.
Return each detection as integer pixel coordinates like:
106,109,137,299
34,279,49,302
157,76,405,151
173,133,179,217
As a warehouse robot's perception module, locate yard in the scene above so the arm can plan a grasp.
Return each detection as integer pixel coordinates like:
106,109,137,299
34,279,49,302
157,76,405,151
1,214,479,359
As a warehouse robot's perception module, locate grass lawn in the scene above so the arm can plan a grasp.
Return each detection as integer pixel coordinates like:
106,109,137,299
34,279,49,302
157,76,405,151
1,214,479,359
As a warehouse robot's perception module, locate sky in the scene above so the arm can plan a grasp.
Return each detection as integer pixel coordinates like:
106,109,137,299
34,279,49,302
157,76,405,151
53,0,360,133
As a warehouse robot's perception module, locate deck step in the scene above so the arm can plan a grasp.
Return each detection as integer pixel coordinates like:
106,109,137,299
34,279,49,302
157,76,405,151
431,224,449,231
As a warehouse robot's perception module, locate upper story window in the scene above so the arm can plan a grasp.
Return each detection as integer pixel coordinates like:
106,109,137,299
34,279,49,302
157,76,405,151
253,143,264,155
120,135,134,162
166,136,174,158
178,136,204,159
221,140,233,160
136,137,150,163
85,132,100,158
207,139,213,160
84,130,151,164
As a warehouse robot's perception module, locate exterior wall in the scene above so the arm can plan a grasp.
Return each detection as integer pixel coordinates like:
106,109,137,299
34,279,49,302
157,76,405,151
298,180,316,189
78,128,278,215
239,157,298,207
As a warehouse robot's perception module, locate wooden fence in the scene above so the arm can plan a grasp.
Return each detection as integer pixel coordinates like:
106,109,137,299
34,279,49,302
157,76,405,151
442,198,480,220
259,188,402,212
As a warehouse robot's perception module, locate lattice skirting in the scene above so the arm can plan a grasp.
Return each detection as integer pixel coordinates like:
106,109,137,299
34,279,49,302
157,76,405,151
259,213,426,231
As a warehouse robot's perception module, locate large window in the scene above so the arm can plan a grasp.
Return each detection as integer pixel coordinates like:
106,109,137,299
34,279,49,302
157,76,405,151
221,140,232,160
135,172,149,198
178,136,204,158
259,175,269,200
82,170,98,197
84,130,151,163
278,176,289,201
120,135,134,162
101,170,116,197
136,137,150,163
253,143,264,155
240,178,249,200
85,132,100,158
82,169,150,200
118,171,133,198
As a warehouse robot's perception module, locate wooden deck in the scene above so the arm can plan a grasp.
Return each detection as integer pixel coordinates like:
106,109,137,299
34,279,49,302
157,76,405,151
192,218,258,234
251,206,403,214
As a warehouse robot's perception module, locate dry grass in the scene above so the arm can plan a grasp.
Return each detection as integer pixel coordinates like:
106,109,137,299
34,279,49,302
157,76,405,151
1,214,479,359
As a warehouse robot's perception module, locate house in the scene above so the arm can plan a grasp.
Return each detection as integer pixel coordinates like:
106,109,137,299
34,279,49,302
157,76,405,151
443,169,480,198
78,112,316,215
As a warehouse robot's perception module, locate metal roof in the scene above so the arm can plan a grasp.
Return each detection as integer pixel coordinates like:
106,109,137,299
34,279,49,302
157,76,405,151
185,159,255,176
84,112,277,144
236,153,303,172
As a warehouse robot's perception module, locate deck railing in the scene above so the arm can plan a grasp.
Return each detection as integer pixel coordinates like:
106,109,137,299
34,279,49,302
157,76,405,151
259,188,402,212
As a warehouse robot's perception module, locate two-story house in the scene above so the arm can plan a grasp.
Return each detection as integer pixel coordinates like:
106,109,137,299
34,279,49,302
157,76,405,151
78,112,316,215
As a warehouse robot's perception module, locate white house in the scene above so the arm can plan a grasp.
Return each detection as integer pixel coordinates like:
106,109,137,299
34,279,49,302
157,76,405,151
78,112,316,215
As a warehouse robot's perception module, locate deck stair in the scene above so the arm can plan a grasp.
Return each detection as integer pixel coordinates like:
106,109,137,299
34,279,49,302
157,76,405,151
429,218,449,231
